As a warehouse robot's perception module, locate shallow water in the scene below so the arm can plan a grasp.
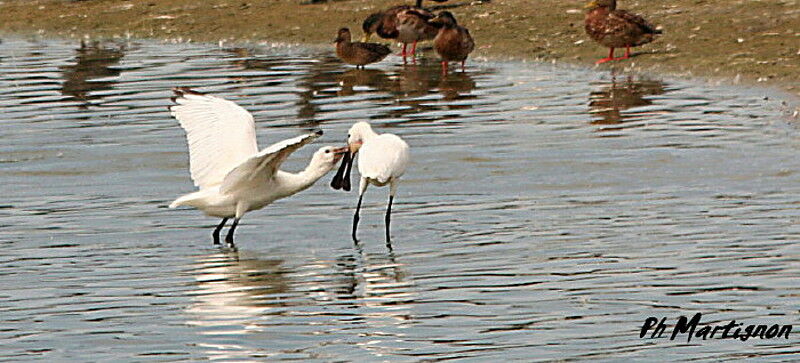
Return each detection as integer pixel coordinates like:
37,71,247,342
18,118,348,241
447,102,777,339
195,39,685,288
1,38,799,361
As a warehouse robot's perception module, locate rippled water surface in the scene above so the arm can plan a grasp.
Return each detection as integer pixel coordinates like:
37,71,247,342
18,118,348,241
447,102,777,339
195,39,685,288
2,39,799,361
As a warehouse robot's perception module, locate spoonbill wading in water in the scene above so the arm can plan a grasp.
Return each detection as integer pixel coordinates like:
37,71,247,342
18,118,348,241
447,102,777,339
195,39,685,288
168,87,347,246
331,121,410,242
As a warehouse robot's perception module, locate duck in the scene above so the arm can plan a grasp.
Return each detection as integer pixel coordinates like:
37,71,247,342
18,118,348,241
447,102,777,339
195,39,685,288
395,9,440,59
361,0,446,58
429,11,475,73
334,28,392,69
584,0,662,64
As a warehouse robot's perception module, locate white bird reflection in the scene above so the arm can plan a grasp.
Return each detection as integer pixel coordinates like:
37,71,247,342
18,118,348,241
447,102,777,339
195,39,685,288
185,244,415,360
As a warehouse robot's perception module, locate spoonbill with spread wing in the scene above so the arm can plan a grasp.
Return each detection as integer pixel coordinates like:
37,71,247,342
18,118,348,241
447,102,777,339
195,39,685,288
168,87,347,246
331,121,409,242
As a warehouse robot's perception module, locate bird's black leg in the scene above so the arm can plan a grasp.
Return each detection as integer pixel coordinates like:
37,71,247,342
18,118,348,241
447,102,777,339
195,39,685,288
212,218,229,245
385,195,394,243
225,218,240,247
352,194,364,242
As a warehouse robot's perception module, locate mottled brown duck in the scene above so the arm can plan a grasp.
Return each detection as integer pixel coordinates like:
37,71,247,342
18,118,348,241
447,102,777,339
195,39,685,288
584,0,662,64
430,11,474,74
361,0,447,58
334,28,392,69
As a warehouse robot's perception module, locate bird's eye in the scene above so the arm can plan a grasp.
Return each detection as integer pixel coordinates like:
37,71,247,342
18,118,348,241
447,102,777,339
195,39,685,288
325,149,330,153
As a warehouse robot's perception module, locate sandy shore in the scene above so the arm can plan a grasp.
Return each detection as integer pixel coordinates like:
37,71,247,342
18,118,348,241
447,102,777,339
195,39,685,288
1,0,798,102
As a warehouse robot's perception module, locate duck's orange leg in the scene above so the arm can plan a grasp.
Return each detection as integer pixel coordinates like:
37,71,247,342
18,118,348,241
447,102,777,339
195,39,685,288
618,46,632,60
441,60,448,74
410,41,418,56
399,43,408,57
596,47,615,64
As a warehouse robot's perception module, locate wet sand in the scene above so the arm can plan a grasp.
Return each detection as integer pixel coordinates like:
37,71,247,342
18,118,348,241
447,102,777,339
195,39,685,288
1,0,798,102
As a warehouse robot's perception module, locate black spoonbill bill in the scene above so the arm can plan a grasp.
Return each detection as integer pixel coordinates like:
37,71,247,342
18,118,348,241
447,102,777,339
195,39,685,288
168,87,347,246
331,121,410,242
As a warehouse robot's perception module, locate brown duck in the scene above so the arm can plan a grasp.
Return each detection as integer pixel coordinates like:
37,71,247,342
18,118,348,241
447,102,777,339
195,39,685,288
361,0,446,58
334,28,392,69
584,0,662,64
430,11,474,74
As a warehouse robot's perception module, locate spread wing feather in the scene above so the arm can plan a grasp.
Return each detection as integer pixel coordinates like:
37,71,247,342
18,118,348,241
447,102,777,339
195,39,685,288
220,132,321,194
169,88,258,189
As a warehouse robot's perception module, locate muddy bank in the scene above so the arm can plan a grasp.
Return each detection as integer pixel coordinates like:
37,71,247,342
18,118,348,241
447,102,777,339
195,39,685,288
1,0,798,101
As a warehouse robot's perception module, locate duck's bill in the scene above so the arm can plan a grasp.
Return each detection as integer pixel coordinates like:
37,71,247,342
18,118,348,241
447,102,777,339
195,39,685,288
330,149,351,190
584,1,598,8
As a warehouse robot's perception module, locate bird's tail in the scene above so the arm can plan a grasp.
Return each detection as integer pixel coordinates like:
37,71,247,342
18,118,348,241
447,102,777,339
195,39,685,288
169,191,204,209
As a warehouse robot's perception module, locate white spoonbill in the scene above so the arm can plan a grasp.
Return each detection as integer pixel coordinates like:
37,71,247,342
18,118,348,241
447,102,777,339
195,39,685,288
331,121,410,242
168,87,347,246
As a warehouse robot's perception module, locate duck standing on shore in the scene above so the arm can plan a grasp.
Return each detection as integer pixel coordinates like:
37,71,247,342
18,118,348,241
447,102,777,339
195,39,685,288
584,0,662,64
362,2,442,59
429,11,474,74
334,28,392,69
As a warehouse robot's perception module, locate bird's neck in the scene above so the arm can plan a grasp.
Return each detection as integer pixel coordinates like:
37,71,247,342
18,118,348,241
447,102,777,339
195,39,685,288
277,163,329,193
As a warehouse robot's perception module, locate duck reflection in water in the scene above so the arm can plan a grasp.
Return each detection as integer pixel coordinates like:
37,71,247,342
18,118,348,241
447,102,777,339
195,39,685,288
296,56,343,127
60,41,125,108
336,68,390,97
588,75,666,125
332,61,477,122
225,47,283,71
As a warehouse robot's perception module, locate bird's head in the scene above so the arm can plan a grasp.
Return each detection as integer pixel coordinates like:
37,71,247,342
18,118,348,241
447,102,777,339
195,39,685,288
585,0,615,10
311,146,349,172
362,13,383,42
346,121,376,155
329,121,377,192
335,28,352,44
430,11,458,28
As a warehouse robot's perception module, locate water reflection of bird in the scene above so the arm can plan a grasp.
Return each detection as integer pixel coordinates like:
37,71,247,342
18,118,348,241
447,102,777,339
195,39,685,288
59,41,125,108
336,68,390,97
437,70,476,100
224,47,282,72
295,56,343,126
188,249,291,317
588,76,666,125
168,88,348,246
331,121,410,243
584,0,662,64
186,249,291,360
389,62,440,98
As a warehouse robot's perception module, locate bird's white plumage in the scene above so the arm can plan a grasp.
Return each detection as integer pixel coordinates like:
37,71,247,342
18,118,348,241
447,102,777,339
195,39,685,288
220,133,318,193
358,134,409,185
169,89,342,223
170,91,258,188
344,121,410,241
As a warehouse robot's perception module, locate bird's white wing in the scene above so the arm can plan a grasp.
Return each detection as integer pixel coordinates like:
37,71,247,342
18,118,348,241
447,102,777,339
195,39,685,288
220,131,322,194
170,87,259,189
358,133,409,184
